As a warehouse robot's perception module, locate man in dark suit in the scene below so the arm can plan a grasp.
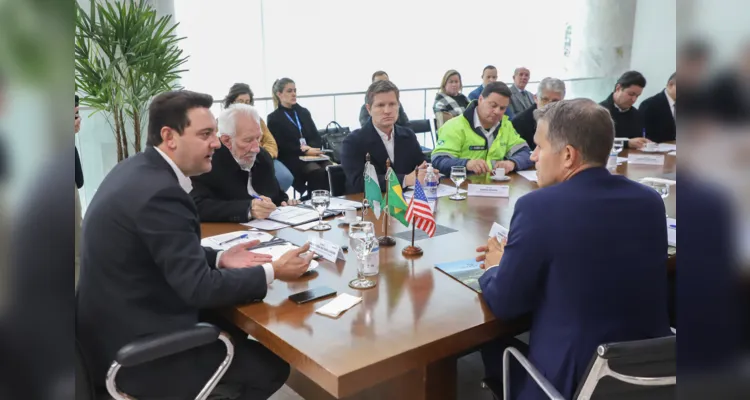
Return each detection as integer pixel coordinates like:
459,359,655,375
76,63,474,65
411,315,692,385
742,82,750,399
640,72,677,143
477,99,672,399
600,70,652,149
76,90,315,399
511,77,566,150
342,79,426,194
191,104,298,223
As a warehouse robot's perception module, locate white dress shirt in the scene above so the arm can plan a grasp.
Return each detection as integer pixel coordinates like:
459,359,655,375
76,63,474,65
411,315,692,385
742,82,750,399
474,109,500,147
664,89,676,119
374,124,396,162
155,147,275,284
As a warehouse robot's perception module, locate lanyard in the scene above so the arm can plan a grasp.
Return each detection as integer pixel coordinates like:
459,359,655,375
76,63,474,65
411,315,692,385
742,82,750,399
284,111,303,137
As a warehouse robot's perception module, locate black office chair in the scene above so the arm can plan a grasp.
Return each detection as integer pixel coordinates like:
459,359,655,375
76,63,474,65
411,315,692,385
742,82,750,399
76,323,235,400
493,335,676,399
326,164,347,197
406,119,435,155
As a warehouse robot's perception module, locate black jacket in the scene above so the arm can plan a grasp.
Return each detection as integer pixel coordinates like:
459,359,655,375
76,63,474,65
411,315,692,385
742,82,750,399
640,91,676,143
511,103,537,150
267,104,323,176
340,120,425,194
191,145,287,222
76,146,268,387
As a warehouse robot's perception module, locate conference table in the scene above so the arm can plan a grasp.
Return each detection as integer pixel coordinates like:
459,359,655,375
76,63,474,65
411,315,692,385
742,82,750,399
201,146,677,400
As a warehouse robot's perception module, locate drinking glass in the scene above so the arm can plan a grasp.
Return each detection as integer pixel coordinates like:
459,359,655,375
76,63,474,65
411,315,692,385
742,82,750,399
613,139,625,154
449,166,467,200
310,190,331,231
348,221,377,289
640,180,670,217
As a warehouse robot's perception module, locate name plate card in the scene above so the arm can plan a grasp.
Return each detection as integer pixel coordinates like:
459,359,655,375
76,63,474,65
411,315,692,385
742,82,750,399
488,222,509,240
468,184,510,198
628,154,665,165
309,237,345,263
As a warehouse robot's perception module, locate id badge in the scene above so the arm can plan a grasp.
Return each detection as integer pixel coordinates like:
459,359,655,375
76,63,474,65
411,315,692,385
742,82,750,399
299,138,307,146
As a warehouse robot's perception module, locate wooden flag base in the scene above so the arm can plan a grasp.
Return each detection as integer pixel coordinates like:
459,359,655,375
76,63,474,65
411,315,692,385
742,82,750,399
378,236,396,246
402,245,423,257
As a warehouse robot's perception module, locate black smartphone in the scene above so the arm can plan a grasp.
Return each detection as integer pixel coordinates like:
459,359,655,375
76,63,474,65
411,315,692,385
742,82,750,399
288,286,336,304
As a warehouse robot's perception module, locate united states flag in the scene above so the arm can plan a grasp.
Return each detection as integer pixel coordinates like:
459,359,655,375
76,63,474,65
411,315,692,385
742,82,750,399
405,180,436,237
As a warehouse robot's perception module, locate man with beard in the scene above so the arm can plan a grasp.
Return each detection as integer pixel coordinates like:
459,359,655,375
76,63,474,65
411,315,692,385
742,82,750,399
191,103,299,223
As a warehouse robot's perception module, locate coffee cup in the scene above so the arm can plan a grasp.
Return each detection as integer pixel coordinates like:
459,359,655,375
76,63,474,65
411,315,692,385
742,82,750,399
342,207,358,223
492,168,506,178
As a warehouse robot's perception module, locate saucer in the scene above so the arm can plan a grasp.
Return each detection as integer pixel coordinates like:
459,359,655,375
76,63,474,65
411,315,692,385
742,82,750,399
490,175,511,182
337,216,362,225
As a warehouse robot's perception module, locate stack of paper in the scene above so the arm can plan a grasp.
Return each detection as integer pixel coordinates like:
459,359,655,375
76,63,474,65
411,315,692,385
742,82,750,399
201,231,275,250
404,183,467,199
241,219,290,231
517,170,538,182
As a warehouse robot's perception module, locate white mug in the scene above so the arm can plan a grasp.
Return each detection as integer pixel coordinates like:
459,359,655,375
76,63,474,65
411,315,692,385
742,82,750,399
492,168,506,178
343,207,357,222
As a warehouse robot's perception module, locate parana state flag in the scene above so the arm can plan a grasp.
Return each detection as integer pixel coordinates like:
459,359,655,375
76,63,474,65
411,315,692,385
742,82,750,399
386,168,409,227
364,162,383,218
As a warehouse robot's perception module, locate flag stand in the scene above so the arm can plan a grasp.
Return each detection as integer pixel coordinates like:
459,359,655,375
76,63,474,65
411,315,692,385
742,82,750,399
402,166,423,257
378,158,396,247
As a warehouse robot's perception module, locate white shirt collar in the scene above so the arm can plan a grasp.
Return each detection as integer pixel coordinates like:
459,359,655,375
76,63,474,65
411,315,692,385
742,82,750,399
373,123,396,162
473,109,500,133
373,123,394,141
153,146,193,193
664,88,675,109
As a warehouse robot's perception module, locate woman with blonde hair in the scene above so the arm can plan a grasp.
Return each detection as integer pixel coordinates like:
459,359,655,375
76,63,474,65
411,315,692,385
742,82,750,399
266,78,330,197
223,83,294,191
433,69,470,128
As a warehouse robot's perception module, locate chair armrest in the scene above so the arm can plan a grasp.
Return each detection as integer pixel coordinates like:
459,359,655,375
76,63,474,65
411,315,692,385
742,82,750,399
503,347,565,400
115,323,221,367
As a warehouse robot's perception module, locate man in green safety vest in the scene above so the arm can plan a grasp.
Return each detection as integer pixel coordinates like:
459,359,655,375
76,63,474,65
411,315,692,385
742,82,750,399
431,81,533,176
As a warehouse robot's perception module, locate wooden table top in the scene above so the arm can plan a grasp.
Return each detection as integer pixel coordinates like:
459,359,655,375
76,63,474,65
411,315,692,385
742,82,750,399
201,147,676,398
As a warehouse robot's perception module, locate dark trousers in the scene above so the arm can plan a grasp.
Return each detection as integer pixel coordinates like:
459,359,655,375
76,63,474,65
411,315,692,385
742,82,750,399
481,336,530,400
115,316,289,400
292,160,331,195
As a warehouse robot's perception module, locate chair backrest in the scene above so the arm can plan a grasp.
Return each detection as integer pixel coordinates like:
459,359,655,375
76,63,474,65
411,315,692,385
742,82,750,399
406,119,432,134
327,164,347,197
574,335,676,399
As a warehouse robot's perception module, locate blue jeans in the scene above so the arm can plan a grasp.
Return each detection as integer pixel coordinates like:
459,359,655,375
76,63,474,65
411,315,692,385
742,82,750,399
273,159,294,192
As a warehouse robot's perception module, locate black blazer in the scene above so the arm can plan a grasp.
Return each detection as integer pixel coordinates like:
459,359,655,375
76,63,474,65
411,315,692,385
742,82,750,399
76,146,268,386
511,103,537,150
191,145,287,222
600,94,645,141
640,91,676,143
341,121,426,194
75,147,84,188
266,104,323,176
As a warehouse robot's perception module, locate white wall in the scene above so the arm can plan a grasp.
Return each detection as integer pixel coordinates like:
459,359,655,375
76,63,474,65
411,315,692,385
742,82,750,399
630,0,676,104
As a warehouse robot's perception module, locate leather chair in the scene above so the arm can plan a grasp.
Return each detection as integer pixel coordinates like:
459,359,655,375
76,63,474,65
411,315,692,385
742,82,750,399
326,164,347,197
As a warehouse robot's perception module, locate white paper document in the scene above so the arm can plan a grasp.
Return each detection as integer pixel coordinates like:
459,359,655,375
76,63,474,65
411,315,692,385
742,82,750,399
468,184,509,197
305,197,363,210
299,155,330,162
628,154,665,165
657,143,677,152
667,218,676,247
404,183,466,199
294,220,321,231
241,219,290,231
309,237,345,263
267,206,321,226
250,243,318,272
488,222,509,239
201,231,275,250
617,157,628,164
667,151,676,156
517,170,538,182
315,293,362,318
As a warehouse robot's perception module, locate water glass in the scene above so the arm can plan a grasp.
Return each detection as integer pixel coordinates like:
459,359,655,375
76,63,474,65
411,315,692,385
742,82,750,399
449,166,467,200
348,221,377,289
310,190,331,231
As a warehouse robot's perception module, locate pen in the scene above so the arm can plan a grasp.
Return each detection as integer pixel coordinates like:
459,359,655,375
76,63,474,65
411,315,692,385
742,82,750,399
669,224,676,229
220,233,248,245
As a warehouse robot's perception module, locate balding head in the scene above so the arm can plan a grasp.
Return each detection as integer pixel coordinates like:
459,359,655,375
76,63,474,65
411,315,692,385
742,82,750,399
513,67,530,90
531,99,615,187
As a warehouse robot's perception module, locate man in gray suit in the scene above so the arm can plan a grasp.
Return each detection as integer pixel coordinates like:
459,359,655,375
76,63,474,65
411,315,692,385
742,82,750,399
76,90,313,399
508,67,535,117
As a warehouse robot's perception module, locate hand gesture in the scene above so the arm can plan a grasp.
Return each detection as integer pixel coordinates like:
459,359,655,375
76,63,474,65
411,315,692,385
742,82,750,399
273,243,315,281
218,240,274,269
466,159,490,174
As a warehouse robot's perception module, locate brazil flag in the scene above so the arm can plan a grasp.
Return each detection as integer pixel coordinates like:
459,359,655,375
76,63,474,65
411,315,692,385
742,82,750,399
385,168,409,227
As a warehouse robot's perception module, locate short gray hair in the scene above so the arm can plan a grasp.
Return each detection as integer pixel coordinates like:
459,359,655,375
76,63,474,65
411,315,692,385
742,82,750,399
218,103,261,137
537,77,566,98
533,99,614,166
